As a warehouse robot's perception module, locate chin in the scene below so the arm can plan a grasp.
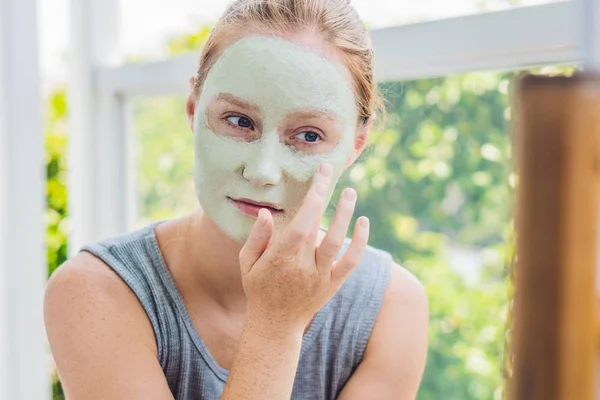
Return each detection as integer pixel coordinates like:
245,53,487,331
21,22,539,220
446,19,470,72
222,211,256,244
221,220,254,244
198,203,250,244
203,198,295,244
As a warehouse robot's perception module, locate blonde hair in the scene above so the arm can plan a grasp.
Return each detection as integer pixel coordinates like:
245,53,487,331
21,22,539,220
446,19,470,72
194,0,385,128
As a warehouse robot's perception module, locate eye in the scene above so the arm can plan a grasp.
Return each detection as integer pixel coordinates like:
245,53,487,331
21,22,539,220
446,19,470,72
295,131,322,143
227,115,254,130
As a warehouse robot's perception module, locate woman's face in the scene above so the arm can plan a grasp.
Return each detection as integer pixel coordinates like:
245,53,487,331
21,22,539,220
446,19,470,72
193,35,360,242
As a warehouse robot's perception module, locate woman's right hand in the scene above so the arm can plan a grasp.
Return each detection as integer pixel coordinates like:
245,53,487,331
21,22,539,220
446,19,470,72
238,162,370,338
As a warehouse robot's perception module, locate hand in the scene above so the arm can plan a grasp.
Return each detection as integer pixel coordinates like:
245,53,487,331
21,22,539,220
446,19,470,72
238,163,370,338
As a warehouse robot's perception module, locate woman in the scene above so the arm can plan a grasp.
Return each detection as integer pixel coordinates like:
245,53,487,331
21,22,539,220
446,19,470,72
44,0,429,399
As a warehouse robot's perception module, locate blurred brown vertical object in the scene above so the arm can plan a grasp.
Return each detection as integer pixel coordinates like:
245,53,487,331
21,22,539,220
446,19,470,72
510,74,600,400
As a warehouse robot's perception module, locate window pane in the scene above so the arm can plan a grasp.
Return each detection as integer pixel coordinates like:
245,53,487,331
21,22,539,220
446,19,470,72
132,65,575,399
132,95,196,227
120,0,566,62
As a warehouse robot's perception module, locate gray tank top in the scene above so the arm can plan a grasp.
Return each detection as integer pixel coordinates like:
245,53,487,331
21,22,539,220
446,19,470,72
81,222,392,400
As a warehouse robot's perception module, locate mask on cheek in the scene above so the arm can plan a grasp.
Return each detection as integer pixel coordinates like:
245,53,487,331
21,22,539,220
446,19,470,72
193,36,358,243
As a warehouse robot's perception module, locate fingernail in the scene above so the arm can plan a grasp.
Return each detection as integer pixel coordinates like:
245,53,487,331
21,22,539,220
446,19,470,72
344,188,356,201
315,182,327,196
258,209,268,226
320,163,332,177
360,217,369,229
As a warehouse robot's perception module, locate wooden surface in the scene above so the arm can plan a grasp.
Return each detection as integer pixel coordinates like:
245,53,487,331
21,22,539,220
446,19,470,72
510,74,600,400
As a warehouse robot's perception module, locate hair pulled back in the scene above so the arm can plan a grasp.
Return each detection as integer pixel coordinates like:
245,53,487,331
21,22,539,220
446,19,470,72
194,0,385,127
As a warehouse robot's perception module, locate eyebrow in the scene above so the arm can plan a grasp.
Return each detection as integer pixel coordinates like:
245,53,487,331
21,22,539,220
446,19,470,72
216,93,261,113
288,109,340,123
216,93,341,123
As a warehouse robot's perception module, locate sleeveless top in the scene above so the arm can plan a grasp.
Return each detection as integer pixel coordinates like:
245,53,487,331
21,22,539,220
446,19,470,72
81,222,392,400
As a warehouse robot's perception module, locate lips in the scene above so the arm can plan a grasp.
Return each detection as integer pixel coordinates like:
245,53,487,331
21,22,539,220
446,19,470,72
228,197,283,217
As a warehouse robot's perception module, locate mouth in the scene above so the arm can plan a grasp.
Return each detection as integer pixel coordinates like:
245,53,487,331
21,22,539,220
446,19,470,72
228,197,284,217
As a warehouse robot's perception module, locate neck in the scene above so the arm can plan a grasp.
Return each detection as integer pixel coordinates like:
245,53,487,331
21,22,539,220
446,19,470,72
158,208,248,314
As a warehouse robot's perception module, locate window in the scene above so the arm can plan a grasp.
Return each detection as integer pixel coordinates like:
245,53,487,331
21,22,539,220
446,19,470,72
132,95,196,226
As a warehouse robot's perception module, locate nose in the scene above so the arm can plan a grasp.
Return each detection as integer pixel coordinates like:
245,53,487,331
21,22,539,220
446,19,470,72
242,135,283,187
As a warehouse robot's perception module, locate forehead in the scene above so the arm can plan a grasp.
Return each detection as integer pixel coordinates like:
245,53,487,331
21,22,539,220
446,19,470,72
199,36,357,122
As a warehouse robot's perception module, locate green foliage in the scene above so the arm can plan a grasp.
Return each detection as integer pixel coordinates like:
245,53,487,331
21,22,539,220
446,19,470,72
45,89,68,398
167,26,212,56
133,96,197,226
46,89,69,277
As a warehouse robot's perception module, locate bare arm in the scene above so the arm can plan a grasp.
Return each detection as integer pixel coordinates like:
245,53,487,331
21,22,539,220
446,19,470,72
44,253,175,400
219,321,304,399
338,262,429,400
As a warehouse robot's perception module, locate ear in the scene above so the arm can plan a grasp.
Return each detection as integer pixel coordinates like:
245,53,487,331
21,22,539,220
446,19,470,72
344,116,374,169
186,76,197,131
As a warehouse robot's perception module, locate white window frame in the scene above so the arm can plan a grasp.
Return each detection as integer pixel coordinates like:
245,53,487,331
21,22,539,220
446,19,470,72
0,0,49,399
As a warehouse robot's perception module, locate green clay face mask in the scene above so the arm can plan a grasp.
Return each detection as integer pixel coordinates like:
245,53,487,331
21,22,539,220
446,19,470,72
194,35,358,242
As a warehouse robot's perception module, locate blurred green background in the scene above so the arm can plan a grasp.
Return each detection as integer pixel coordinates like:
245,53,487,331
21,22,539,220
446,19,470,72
45,25,573,400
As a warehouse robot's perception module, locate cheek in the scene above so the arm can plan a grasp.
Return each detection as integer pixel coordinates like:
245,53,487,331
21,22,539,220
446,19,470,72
279,159,344,212
194,124,255,178
283,178,313,209
280,144,351,185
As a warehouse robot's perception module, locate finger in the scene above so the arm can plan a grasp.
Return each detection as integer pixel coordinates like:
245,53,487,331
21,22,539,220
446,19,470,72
285,163,333,244
331,216,369,285
239,208,274,274
316,188,357,269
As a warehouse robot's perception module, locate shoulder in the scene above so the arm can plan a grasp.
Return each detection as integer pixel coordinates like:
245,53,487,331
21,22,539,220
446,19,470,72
382,261,428,315
44,252,157,358
45,251,141,316
46,251,128,296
